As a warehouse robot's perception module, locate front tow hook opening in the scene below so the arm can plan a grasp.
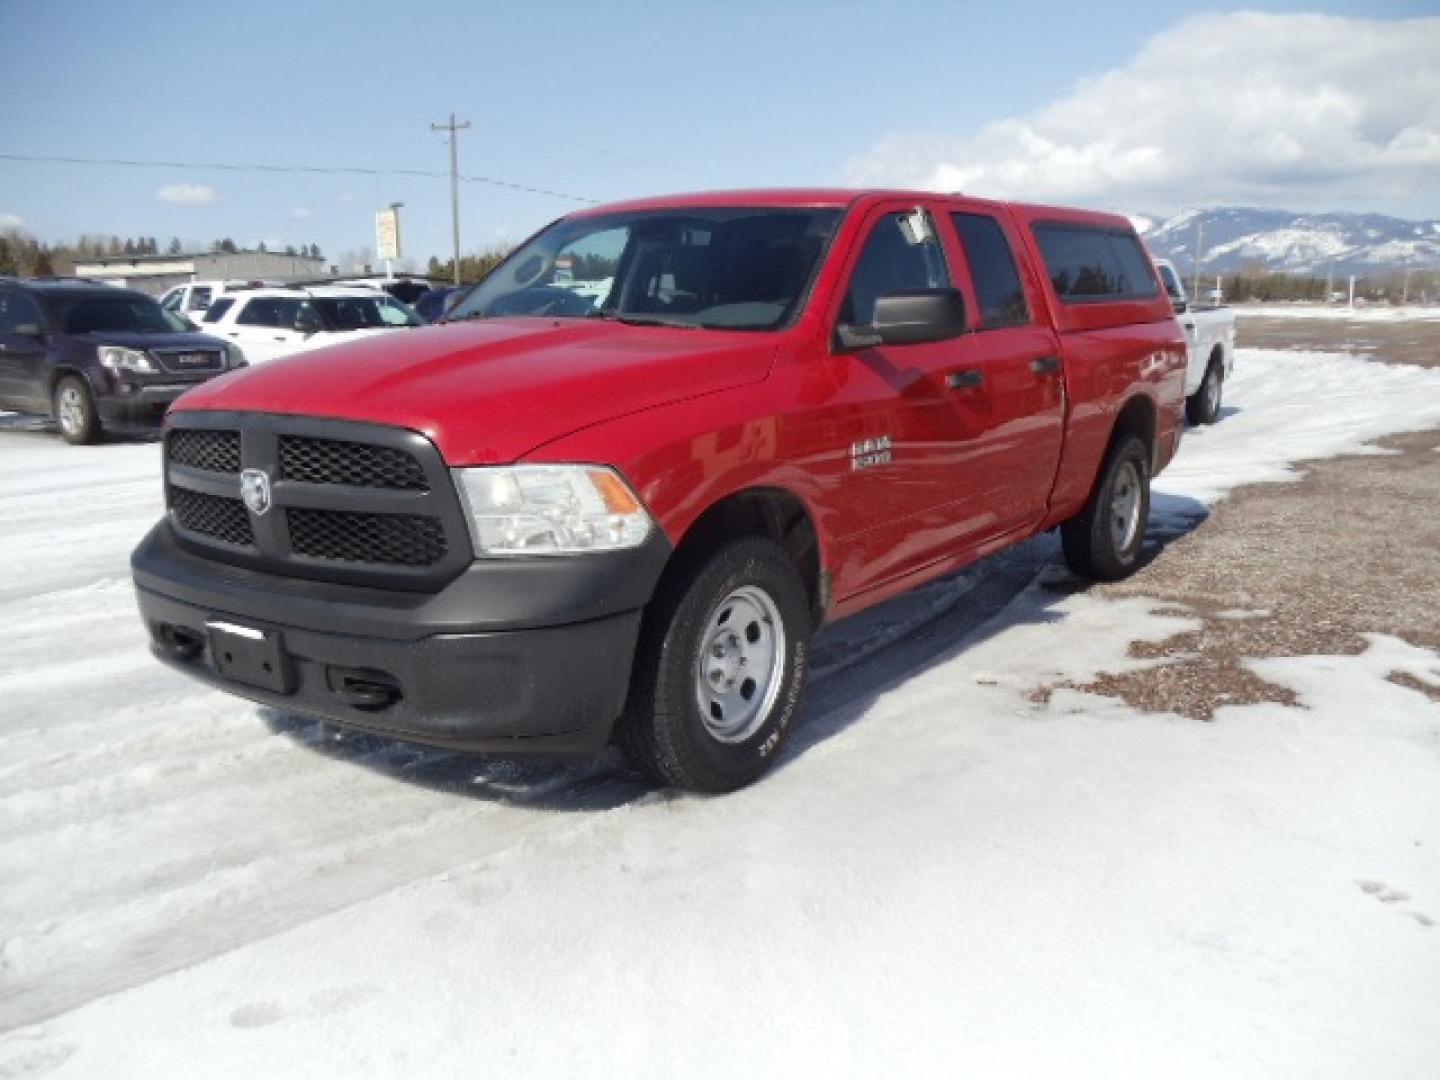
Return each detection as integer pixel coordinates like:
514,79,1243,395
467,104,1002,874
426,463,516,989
327,667,403,712
158,623,205,661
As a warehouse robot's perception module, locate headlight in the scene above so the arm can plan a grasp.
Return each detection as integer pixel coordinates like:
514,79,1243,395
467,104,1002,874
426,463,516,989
97,345,157,374
224,342,248,368
453,465,654,556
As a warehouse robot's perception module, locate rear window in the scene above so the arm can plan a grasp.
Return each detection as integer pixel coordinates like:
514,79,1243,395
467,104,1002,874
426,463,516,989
1033,224,1159,303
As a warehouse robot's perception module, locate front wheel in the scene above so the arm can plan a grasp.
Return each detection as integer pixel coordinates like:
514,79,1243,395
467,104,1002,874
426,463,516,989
1186,361,1223,425
620,537,811,792
53,376,100,445
1060,434,1151,581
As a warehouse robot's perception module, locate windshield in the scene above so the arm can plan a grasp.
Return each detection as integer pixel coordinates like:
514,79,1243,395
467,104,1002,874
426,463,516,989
446,207,843,330
53,294,188,334
313,295,423,330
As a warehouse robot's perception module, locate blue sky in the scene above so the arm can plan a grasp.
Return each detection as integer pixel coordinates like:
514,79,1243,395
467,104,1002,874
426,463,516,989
1,0,1435,267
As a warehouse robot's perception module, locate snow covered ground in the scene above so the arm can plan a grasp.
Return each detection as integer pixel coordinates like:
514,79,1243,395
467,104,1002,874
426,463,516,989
1236,304,1440,322
3,349,1440,1078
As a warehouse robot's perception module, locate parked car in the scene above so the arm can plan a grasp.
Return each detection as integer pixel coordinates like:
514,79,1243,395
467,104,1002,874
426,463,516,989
0,277,244,444
159,280,280,325
414,286,460,322
132,190,1186,791
1153,258,1235,424
199,285,424,364
328,276,440,305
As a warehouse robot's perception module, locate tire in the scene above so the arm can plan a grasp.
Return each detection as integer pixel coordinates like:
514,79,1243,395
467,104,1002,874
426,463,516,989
1185,360,1223,425
620,537,811,792
1060,434,1151,581
53,375,100,445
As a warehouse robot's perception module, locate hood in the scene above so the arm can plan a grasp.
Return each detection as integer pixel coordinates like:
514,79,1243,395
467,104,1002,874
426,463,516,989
65,330,231,350
173,318,777,464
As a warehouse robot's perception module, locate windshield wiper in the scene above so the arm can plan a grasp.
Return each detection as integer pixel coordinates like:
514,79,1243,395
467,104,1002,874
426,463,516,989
586,310,697,329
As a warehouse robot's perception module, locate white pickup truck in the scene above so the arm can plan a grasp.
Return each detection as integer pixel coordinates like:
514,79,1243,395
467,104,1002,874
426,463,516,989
1154,258,1235,425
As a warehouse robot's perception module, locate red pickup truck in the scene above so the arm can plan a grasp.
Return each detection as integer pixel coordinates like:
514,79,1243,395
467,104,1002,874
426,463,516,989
132,189,1186,791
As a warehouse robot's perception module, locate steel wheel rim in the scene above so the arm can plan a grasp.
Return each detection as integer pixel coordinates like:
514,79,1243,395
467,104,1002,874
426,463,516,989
1109,460,1142,553
694,584,786,744
58,387,85,435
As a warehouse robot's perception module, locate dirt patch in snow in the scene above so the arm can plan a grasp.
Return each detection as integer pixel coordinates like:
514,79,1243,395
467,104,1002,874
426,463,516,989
1043,316,1440,719
1239,316,1440,368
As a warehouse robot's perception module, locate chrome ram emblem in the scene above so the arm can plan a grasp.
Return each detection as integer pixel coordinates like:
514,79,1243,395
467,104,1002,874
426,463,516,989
240,468,272,516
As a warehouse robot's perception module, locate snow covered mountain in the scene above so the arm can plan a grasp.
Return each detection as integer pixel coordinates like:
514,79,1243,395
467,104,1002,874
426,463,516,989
1135,207,1440,275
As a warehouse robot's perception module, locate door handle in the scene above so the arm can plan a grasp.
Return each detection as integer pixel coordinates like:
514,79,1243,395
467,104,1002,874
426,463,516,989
946,370,983,390
1029,356,1061,375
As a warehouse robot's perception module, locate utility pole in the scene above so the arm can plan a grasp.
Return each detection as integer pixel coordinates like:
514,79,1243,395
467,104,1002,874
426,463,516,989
430,113,471,286
1191,218,1205,302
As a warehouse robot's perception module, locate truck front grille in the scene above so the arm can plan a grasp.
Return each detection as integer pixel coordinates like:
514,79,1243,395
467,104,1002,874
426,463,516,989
169,487,254,546
287,509,447,566
163,414,469,592
167,429,241,473
279,435,429,490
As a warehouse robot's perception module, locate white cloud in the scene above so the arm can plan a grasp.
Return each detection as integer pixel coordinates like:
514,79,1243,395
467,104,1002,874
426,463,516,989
157,183,218,206
0,213,24,231
844,13,1440,216
291,207,314,221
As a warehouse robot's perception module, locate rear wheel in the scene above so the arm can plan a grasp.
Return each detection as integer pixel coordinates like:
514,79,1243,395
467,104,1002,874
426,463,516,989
53,376,100,445
1186,360,1223,425
620,537,810,792
1061,434,1151,581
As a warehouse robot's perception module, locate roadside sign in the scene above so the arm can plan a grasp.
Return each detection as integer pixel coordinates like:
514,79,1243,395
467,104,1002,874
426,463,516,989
376,208,401,261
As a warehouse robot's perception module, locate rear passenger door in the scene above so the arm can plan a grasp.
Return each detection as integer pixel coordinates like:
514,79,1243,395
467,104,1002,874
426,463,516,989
941,208,1066,534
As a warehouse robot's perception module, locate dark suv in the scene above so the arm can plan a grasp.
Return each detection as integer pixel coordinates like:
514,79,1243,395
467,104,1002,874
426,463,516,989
0,278,245,444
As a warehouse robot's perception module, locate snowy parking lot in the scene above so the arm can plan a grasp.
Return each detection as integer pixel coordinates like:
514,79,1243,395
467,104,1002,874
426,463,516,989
3,342,1440,1078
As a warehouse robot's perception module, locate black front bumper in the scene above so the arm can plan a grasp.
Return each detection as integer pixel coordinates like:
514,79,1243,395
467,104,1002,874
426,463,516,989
132,522,671,756
99,384,205,429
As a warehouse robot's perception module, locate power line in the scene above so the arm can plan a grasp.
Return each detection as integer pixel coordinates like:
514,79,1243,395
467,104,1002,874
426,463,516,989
0,151,598,204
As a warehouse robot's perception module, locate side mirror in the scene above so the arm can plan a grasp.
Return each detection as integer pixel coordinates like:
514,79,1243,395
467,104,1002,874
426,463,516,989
1171,298,1188,314
836,288,966,350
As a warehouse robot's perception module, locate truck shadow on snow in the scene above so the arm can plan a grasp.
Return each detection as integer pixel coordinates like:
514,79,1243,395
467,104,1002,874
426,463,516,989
263,490,1209,808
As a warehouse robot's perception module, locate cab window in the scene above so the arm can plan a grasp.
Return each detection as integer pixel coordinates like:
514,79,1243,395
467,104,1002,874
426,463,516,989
840,210,949,326
204,298,235,323
950,213,1030,329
